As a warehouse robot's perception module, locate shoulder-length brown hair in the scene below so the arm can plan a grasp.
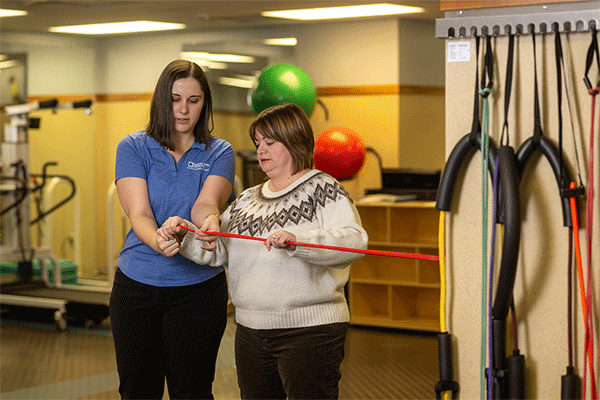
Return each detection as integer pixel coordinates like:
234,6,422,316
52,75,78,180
146,59,214,150
249,103,314,175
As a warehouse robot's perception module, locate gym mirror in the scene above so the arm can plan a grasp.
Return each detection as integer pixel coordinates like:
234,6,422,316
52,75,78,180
0,53,27,107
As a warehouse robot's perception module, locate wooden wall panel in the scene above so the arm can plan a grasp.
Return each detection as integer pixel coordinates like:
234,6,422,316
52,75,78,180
441,0,586,11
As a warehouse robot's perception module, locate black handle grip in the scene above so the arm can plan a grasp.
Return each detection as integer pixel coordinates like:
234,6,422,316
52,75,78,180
508,351,525,399
38,99,58,109
72,100,92,109
437,332,454,382
492,319,507,370
561,366,581,400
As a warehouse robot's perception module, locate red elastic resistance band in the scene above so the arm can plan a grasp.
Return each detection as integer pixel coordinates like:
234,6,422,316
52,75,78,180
583,86,598,400
177,224,440,262
569,182,597,393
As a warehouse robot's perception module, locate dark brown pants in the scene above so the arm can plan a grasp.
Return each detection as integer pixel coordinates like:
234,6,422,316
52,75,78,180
235,321,348,400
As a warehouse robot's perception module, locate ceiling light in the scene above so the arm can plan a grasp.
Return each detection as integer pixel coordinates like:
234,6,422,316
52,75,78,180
48,20,186,35
0,9,28,17
262,3,423,21
182,57,228,70
180,51,256,64
0,60,20,69
218,76,255,89
263,37,297,46
207,53,256,63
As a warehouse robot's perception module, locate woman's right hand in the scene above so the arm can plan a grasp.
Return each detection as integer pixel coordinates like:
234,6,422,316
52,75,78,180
157,216,186,257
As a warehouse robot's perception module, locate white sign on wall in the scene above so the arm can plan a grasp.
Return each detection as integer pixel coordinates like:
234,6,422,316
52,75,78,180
447,41,470,62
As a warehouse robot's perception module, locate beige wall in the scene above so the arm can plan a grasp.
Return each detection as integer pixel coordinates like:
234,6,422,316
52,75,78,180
444,31,599,397
27,105,97,265
399,91,446,170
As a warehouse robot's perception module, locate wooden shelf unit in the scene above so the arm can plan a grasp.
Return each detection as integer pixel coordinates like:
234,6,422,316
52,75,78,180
349,201,441,332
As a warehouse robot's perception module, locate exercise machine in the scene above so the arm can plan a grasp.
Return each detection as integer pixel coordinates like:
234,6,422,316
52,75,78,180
1,98,110,330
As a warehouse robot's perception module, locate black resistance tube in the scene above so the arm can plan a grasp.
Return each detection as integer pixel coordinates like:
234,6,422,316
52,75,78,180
492,145,521,320
436,133,498,212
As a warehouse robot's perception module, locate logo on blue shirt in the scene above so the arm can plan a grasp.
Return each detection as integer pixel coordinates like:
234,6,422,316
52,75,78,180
188,161,210,171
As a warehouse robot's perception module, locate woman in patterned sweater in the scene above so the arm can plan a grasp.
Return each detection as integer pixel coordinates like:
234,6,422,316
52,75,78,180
157,103,368,400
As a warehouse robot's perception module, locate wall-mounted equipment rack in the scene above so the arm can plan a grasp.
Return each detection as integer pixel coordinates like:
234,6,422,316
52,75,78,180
436,1,600,38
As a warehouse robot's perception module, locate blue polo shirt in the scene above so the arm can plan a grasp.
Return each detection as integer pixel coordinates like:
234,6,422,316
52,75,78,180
115,130,235,287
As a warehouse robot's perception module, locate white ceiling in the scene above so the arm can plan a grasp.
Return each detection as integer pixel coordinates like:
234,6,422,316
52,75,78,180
0,0,444,35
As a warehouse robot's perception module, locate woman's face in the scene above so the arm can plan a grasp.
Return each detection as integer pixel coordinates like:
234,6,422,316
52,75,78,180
171,77,204,136
254,132,294,180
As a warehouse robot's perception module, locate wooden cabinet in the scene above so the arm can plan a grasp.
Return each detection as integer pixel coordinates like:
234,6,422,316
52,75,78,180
349,201,440,332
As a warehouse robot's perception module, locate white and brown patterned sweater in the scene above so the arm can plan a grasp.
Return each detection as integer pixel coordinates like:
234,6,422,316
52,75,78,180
179,169,368,329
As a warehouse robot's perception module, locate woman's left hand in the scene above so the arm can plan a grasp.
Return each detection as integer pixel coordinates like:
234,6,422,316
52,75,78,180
265,230,297,251
195,214,220,251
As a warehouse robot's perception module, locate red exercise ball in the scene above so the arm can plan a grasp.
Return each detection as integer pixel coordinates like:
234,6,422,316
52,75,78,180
314,127,365,181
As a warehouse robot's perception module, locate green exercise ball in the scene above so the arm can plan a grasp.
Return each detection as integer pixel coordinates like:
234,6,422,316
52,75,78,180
250,63,317,116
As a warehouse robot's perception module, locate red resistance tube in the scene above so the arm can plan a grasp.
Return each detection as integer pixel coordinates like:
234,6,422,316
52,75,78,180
177,224,439,262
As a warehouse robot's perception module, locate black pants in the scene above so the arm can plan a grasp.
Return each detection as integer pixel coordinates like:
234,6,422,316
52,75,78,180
109,268,228,400
235,322,348,400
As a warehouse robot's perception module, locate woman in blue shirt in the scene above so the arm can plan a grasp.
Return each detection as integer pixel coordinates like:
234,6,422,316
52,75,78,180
110,59,235,399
